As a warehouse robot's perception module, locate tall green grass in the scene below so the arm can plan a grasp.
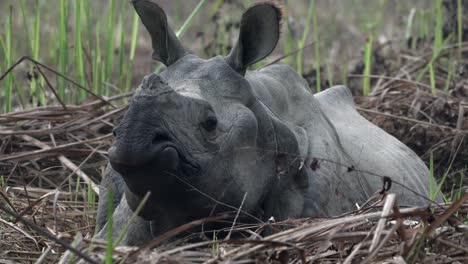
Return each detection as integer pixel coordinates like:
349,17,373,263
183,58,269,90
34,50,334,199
0,0,145,109
58,0,69,100
415,0,447,95
3,6,13,113
75,0,86,99
155,0,208,73
104,0,116,93
457,0,463,59
125,13,140,92
93,22,102,94
311,0,321,92
362,36,373,96
284,21,296,67
19,0,45,106
117,0,127,90
296,0,315,76
105,190,114,264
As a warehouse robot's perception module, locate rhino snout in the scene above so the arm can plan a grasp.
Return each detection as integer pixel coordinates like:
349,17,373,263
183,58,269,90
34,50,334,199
108,134,180,177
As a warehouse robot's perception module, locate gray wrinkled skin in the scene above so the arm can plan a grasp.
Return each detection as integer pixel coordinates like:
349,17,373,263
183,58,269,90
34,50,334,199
95,0,436,246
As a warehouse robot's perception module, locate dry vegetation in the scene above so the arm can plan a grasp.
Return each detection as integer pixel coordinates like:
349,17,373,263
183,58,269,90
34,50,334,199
0,0,467,263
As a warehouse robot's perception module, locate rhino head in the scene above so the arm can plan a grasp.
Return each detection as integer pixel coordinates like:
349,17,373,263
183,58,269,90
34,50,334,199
108,0,306,228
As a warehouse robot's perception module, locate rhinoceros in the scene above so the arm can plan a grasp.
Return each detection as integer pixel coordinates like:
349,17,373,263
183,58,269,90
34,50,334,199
95,0,433,246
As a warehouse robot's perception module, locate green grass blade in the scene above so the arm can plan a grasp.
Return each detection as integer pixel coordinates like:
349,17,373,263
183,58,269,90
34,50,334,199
405,8,416,42
0,175,5,190
434,0,443,55
93,21,102,94
429,63,436,95
83,0,92,51
33,0,46,106
209,0,224,18
87,180,95,210
105,0,116,86
4,5,13,113
444,51,455,92
176,0,208,38
105,190,114,264
455,171,464,200
311,0,321,92
297,0,314,75
117,0,126,90
429,152,435,200
113,192,151,247
416,35,452,83
75,0,86,100
362,36,373,96
59,0,69,101
326,61,333,87
457,0,463,59
33,0,40,60
155,0,208,73
19,0,32,54
126,10,140,92
284,21,295,66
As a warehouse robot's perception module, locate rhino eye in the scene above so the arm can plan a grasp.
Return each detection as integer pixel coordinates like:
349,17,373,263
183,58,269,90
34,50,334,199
202,117,217,132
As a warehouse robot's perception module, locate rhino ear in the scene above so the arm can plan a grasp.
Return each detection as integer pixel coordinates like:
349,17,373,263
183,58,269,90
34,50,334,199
133,0,187,66
226,3,282,75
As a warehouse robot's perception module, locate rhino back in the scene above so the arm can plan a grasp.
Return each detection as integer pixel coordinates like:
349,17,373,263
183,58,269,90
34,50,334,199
246,65,433,216
314,86,433,206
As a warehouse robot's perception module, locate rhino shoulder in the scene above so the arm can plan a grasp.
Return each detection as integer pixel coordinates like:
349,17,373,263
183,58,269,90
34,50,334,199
314,85,355,112
258,64,310,91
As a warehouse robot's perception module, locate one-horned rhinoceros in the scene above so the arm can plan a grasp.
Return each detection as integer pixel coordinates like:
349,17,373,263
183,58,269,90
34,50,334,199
95,0,434,246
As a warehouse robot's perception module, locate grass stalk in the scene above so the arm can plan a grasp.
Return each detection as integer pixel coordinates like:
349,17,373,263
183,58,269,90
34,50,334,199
457,0,463,59
362,36,373,96
83,0,92,51
75,0,87,100
311,0,321,92
0,175,5,190
4,5,13,113
429,63,436,95
429,152,435,200
117,0,127,90
444,50,455,91
93,22,102,94
155,0,208,73
113,192,151,247
105,190,114,264
326,61,333,87
33,0,46,106
284,21,295,66
58,0,69,101
125,11,140,92
296,0,315,75
405,8,416,49
87,181,95,210
176,0,208,38
105,0,116,87
455,171,464,201
434,0,443,55
19,1,32,50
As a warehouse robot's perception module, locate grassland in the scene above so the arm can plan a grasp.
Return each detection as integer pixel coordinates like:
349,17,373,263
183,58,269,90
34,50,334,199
0,0,467,263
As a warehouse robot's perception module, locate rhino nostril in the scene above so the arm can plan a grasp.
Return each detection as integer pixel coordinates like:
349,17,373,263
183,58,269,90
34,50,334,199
152,133,171,145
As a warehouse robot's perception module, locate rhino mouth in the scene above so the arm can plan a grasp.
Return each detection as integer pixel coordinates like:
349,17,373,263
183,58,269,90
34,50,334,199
109,141,200,197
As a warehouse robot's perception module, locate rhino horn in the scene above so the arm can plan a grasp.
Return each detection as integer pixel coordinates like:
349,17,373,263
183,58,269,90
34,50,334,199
226,3,282,75
133,0,187,66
